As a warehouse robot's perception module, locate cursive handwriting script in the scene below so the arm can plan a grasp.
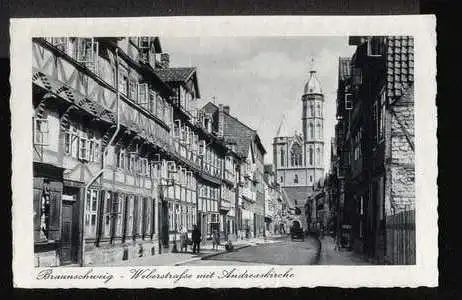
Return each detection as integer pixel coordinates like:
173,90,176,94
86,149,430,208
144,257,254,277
129,268,193,283
218,268,295,279
36,268,114,283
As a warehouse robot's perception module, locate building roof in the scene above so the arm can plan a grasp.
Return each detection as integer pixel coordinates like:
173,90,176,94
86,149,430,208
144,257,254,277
385,36,414,102
303,70,323,95
202,102,266,158
154,67,201,98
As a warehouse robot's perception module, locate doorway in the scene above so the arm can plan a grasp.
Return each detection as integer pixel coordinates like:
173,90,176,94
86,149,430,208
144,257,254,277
61,199,77,265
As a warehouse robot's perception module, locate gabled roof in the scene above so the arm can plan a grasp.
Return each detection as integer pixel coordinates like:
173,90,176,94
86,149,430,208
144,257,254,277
154,67,200,98
201,102,266,158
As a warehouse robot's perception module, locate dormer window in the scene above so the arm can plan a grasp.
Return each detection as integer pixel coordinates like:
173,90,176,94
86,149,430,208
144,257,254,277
203,116,212,133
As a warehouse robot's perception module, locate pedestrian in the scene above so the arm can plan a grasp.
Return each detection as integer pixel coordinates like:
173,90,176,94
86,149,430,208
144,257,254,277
179,225,188,253
212,229,219,250
192,224,201,254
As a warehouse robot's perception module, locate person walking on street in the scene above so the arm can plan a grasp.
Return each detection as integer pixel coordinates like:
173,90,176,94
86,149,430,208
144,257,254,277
212,229,219,250
192,224,201,254
179,225,188,252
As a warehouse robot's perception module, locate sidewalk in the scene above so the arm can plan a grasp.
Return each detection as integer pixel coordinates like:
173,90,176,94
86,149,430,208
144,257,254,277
91,235,285,267
318,236,372,265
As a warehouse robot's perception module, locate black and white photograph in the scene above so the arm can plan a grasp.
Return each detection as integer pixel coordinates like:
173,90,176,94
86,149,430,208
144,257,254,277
11,16,437,288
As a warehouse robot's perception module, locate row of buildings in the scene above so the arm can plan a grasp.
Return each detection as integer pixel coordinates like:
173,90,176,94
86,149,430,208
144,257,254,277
32,36,295,267
328,36,416,264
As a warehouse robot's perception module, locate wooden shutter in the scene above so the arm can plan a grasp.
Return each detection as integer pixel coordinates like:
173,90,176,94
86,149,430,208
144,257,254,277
47,181,63,241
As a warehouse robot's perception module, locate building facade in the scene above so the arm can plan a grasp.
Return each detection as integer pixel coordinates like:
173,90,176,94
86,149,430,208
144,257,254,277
273,67,325,231
32,36,233,267
331,36,415,264
202,103,267,240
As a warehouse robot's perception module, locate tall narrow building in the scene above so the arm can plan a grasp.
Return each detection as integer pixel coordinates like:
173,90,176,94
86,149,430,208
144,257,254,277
273,65,325,231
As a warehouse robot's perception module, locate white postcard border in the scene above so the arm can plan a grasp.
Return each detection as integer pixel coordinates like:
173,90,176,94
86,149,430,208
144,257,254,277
10,15,438,288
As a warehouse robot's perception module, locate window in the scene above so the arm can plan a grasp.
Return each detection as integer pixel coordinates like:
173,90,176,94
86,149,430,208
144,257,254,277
290,143,303,167
309,123,314,139
138,83,149,109
316,104,321,117
310,175,313,182
294,174,299,184
317,124,321,139
128,77,138,102
359,196,364,238
85,189,99,237
149,90,157,114
316,148,321,164
118,66,128,95
126,195,134,238
33,118,49,146
345,93,353,110
280,176,284,183
48,37,68,52
79,136,89,161
367,37,384,57
113,193,124,237
64,131,71,154
280,148,285,166
352,68,362,85
76,38,99,72
103,191,112,238
310,103,314,117
309,147,313,165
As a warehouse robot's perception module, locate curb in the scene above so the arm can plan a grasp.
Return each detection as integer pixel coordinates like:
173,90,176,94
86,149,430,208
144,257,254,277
200,244,251,260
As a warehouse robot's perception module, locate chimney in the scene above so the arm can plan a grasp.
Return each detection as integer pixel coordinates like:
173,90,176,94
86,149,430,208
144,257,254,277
218,104,224,137
223,105,230,114
160,53,170,69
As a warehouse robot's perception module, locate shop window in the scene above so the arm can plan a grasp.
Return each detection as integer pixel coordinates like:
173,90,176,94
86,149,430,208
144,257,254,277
126,195,134,238
85,189,99,237
103,191,112,238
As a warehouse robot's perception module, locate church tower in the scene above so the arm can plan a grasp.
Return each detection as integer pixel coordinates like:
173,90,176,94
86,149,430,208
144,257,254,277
301,67,325,186
272,60,325,231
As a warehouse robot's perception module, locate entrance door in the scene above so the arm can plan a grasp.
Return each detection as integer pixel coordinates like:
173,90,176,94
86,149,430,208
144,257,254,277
60,201,74,264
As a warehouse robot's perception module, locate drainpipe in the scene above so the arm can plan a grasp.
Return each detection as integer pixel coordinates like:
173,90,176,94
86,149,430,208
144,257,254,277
80,47,121,266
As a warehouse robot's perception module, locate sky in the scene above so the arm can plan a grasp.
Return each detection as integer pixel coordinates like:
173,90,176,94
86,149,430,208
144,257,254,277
161,36,355,173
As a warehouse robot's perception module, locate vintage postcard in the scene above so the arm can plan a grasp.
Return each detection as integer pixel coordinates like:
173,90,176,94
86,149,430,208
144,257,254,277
10,16,438,288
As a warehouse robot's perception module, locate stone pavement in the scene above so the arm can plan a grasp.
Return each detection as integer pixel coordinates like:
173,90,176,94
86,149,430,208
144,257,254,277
318,235,372,265
91,235,285,267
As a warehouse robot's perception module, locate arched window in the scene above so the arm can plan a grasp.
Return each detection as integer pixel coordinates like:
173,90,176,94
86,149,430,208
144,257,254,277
317,123,321,139
309,147,313,165
290,143,302,167
294,174,298,183
316,148,321,164
280,148,285,166
317,104,321,117
309,123,314,139
310,103,314,117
